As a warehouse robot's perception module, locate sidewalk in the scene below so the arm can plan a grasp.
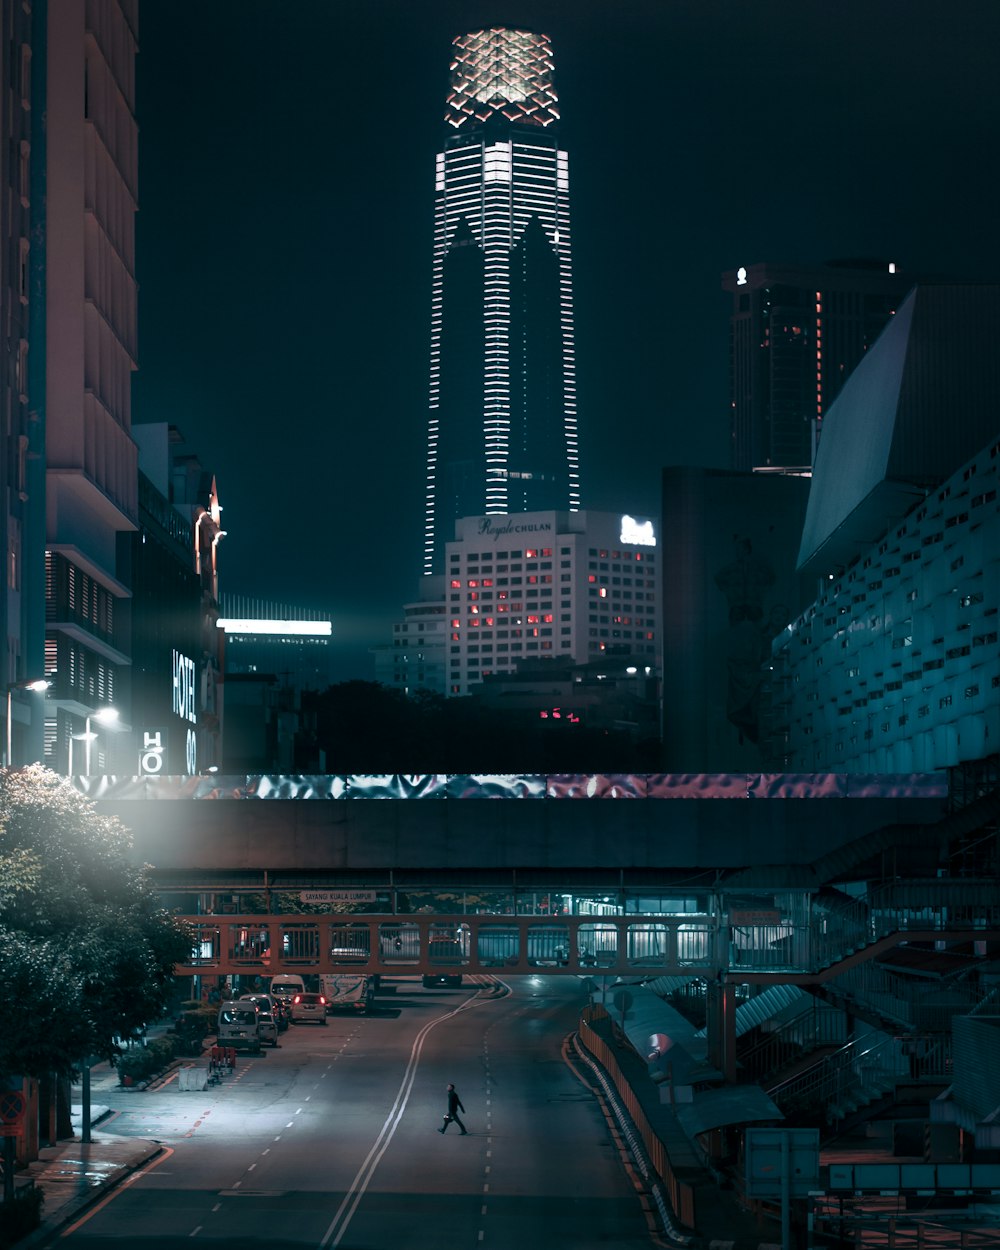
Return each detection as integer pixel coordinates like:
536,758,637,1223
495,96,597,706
11,1056,169,1247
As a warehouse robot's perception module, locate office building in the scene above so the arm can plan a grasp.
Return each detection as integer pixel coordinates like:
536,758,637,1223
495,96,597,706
422,28,580,578
0,0,41,765
373,583,448,695
444,510,658,697
43,4,139,772
723,259,917,472
762,284,1000,773
217,598,332,773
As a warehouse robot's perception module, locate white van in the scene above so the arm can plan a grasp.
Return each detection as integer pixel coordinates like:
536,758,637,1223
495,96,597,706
268,974,306,1008
216,1001,262,1053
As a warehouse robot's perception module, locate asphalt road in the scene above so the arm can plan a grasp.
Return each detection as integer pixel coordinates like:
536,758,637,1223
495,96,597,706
53,976,657,1249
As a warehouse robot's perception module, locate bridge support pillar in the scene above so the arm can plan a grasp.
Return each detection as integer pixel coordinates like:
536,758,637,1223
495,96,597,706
706,977,737,1083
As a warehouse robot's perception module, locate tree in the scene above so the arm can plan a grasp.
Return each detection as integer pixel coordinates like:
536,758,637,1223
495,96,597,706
0,765,192,1083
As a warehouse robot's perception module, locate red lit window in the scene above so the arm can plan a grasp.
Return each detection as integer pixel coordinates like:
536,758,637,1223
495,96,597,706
541,548,552,556
470,605,479,614
527,614,539,624
451,632,459,641
451,619,460,628
525,549,537,558
588,574,597,583
450,580,461,589
485,617,494,626
468,579,478,588
599,587,607,598
482,578,493,587
543,614,553,623
527,575,538,584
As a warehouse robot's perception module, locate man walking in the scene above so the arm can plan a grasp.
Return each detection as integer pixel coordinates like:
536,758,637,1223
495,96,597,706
438,1083,467,1134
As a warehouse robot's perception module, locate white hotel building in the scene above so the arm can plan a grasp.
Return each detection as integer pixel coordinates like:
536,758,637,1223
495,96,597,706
379,511,659,698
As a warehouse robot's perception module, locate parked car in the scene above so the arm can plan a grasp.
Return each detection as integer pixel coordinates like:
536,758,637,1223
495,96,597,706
241,992,287,1032
289,992,328,1025
216,1001,261,1053
238,996,279,1046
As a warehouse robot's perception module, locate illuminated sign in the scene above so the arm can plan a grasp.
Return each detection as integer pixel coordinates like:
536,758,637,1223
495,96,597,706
139,729,166,775
172,650,197,723
217,619,332,637
737,266,748,285
620,515,656,547
477,518,553,542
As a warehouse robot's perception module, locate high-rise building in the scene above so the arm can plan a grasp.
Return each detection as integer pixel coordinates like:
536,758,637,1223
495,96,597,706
43,3,139,773
0,0,41,766
422,28,580,578
722,259,917,472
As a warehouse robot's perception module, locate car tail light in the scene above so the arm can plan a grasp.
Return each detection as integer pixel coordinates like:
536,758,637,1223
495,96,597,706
293,995,301,1004
319,996,327,1005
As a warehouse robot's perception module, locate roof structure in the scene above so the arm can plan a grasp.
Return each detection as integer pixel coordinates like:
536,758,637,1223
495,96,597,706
445,28,559,129
797,284,1000,580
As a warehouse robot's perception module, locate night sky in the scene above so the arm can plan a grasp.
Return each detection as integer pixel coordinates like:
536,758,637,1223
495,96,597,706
134,2,1000,682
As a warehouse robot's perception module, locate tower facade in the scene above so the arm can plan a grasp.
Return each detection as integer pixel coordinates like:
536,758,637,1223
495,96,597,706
423,29,580,577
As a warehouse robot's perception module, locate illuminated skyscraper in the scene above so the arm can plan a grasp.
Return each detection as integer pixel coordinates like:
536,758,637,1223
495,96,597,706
422,28,580,577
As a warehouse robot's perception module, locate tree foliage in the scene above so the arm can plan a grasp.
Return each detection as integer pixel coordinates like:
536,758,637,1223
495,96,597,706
0,765,192,1081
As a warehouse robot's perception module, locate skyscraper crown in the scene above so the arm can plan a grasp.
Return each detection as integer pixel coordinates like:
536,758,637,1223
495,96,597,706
445,28,559,129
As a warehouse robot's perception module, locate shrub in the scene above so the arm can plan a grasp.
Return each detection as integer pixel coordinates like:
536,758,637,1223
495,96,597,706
0,1183,45,1247
116,1032,184,1085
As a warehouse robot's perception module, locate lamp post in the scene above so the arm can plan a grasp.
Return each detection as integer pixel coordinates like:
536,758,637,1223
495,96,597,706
85,706,119,775
4,678,51,768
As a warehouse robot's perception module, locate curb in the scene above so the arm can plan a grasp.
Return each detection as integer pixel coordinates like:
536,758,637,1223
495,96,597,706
16,1141,164,1250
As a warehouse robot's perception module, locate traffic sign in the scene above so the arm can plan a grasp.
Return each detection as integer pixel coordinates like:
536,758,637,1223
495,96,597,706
0,1090,26,1137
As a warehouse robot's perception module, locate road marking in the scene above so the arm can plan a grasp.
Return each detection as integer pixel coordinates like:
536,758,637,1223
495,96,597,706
247,1164,256,1172
212,1203,221,1212
262,1149,270,1156
190,1226,201,1236
319,991,488,1248
481,1204,487,1215
233,1181,242,1189
285,1121,294,1127
295,1107,303,1114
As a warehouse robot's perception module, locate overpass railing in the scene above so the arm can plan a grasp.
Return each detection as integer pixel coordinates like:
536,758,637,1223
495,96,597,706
173,879,1000,979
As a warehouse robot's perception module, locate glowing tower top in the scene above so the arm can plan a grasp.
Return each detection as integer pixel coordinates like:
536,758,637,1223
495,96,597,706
444,28,560,129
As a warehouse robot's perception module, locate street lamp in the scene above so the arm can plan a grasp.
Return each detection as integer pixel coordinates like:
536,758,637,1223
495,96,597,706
85,707,119,775
5,678,51,768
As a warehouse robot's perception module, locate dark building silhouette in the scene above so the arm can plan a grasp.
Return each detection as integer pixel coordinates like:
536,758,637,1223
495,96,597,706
723,259,919,472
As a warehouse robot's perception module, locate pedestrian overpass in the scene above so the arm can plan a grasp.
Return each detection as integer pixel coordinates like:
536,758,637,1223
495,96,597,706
78,770,999,983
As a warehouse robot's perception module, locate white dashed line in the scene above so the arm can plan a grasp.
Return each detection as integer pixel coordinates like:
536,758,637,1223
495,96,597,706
190,1226,201,1236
